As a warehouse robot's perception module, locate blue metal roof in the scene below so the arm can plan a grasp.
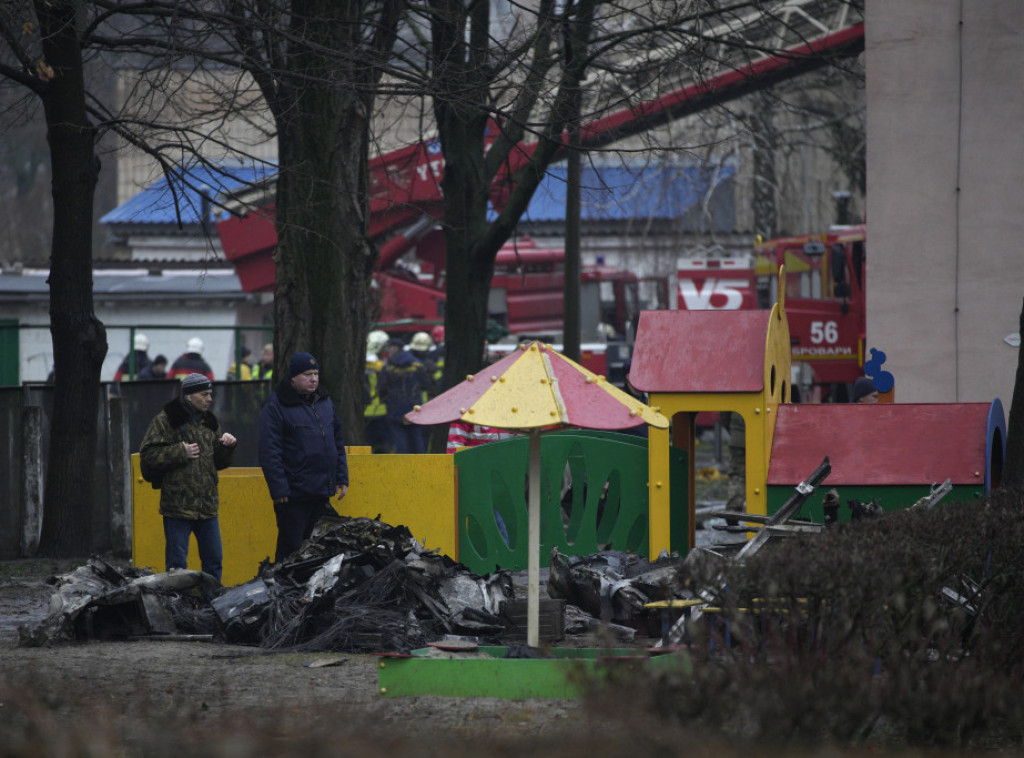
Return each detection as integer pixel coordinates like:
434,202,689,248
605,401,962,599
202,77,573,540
100,163,276,226
104,160,732,228
518,163,735,223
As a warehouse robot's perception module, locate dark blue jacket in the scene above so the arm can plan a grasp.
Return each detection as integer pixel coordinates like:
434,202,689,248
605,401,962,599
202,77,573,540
259,379,349,500
378,350,432,419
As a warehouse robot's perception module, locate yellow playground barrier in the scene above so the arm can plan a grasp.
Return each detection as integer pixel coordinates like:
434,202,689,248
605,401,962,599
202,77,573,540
131,449,456,587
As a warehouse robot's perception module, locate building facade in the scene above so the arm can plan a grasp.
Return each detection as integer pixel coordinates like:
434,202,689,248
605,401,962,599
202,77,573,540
866,2,1024,405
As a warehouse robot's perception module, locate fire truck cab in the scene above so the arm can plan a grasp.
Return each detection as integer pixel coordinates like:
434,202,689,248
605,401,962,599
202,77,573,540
676,224,866,400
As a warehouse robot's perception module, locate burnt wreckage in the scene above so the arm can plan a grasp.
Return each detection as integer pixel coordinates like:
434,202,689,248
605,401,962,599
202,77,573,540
19,515,682,650
21,462,917,651
22,517,511,650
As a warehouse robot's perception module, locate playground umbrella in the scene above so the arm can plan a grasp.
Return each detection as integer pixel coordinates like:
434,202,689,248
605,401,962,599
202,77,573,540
406,341,668,646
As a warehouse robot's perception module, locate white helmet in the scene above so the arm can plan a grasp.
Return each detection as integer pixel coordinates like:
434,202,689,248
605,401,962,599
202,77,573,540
134,333,149,351
367,330,389,355
409,331,433,351
187,337,204,355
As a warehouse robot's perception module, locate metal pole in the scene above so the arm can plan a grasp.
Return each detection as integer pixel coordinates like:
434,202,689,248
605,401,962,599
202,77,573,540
21,405,42,556
527,429,541,647
128,327,136,379
107,394,132,556
564,131,582,361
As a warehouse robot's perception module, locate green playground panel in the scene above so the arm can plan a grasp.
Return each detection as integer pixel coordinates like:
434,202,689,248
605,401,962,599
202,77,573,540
377,646,688,699
454,430,651,573
766,483,985,522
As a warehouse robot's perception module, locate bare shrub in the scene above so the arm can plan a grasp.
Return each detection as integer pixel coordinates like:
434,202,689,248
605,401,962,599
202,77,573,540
596,491,1024,748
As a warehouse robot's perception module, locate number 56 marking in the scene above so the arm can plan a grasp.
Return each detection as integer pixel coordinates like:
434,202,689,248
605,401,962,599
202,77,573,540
810,321,839,344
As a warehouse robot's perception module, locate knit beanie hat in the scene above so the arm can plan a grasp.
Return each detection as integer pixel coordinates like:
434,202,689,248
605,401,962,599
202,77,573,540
289,352,320,378
181,373,212,395
851,376,875,402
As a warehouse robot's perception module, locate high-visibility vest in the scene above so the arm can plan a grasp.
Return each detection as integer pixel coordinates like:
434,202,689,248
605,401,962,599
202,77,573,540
365,359,386,417
227,362,253,380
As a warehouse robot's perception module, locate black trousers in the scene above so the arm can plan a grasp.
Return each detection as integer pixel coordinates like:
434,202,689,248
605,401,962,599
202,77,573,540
273,496,332,562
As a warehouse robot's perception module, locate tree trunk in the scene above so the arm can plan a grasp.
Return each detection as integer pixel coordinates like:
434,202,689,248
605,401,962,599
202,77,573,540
270,1,377,445
1000,296,1024,490
752,90,778,239
431,112,492,452
34,0,107,557
427,0,495,452
428,0,598,456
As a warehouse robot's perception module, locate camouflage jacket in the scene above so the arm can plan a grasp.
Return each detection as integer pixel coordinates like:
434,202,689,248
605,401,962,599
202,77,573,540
140,399,236,520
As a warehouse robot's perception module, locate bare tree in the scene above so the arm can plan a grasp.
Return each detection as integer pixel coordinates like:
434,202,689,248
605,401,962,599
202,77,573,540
97,1,864,457
0,1,108,555
221,1,405,438
2,0,406,552
412,0,865,448
424,0,598,443
62,1,404,442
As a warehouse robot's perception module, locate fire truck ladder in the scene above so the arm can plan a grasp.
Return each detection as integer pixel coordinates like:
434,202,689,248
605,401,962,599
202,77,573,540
216,0,864,290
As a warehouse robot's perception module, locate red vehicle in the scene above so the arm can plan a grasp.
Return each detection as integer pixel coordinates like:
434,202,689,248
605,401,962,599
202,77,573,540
676,224,867,396
215,19,863,348
372,229,640,339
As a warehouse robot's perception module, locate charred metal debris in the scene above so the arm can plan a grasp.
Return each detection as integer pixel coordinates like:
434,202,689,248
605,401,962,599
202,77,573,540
20,517,516,651
18,515,690,651
20,465,952,651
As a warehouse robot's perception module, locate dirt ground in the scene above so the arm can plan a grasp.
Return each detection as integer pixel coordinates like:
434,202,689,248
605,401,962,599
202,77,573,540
0,558,678,757
0,555,968,758
0,503,756,757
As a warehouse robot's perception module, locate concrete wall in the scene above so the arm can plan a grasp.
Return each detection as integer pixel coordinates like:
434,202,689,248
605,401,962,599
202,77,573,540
867,2,1024,404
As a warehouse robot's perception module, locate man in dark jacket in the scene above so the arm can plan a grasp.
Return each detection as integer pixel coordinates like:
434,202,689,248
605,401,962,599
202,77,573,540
138,354,168,381
378,342,433,453
140,373,237,581
258,352,349,562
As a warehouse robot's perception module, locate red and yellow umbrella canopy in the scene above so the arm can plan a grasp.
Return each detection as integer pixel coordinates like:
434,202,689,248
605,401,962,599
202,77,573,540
406,341,668,430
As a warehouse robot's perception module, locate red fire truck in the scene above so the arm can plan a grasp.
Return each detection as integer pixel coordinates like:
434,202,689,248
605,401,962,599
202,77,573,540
216,140,641,341
371,228,640,340
677,224,867,397
215,18,863,381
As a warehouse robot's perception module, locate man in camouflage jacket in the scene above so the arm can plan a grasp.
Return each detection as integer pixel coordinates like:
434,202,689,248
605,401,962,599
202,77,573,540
140,373,237,581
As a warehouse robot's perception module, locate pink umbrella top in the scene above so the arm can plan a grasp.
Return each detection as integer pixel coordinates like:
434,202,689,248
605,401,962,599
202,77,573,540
405,341,668,431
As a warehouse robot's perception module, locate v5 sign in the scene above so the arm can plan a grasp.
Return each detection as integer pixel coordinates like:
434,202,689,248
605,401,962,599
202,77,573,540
679,277,750,309
677,258,755,311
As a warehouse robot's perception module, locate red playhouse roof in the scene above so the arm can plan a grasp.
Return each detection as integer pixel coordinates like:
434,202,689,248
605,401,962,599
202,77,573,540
768,402,1000,487
629,309,772,394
